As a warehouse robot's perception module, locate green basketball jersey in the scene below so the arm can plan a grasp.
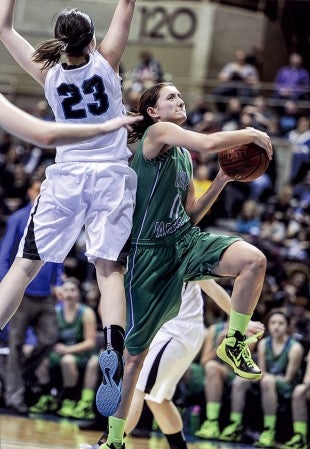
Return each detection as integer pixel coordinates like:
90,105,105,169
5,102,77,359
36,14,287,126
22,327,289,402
265,335,297,376
130,128,192,243
56,303,84,345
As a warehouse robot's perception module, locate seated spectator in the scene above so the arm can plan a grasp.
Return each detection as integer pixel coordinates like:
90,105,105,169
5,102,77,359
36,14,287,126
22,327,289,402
278,100,300,136
242,96,275,133
272,53,310,102
220,309,304,447
130,51,164,93
260,206,286,244
245,43,264,79
220,97,242,131
283,226,310,261
281,350,310,449
281,267,310,311
286,115,310,183
266,184,298,227
185,94,211,129
294,169,310,207
29,278,97,417
124,51,165,111
289,297,310,354
195,320,235,440
193,111,221,134
235,199,262,236
213,49,260,112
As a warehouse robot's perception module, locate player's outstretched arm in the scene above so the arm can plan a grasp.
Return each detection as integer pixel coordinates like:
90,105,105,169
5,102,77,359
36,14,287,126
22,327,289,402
145,122,273,161
0,94,142,148
0,0,46,86
97,0,136,72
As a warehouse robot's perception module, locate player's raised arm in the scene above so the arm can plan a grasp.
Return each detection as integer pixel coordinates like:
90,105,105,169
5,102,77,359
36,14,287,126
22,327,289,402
97,0,136,72
0,0,47,86
0,94,142,148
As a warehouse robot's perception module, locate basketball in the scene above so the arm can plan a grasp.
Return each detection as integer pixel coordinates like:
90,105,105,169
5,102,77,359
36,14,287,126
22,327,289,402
218,143,270,182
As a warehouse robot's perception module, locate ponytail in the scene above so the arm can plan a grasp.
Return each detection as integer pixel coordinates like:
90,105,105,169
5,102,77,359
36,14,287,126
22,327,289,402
32,39,67,70
32,8,95,70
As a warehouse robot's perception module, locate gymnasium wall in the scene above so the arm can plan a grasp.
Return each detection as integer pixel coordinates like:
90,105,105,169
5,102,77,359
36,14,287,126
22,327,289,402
0,0,287,105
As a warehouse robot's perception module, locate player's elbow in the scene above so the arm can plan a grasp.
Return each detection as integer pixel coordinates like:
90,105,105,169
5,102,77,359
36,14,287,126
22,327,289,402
0,25,14,40
36,130,58,148
202,138,219,153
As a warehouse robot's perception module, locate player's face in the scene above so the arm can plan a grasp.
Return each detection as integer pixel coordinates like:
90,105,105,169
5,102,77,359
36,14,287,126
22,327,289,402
267,313,288,338
62,282,80,303
153,85,187,124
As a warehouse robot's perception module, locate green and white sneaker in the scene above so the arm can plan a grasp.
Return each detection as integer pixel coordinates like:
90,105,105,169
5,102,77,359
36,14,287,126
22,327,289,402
57,399,77,417
219,422,242,442
216,331,262,380
254,428,275,447
279,433,308,449
195,419,220,439
29,395,58,414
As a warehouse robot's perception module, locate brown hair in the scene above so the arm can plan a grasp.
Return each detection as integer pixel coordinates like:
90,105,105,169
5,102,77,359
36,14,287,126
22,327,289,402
266,308,291,326
32,9,94,70
128,82,173,144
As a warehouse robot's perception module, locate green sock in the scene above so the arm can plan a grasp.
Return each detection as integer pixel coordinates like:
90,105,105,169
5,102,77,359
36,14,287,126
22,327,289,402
107,416,127,446
231,411,242,426
81,388,94,403
293,421,307,437
228,310,251,336
263,414,276,430
207,402,221,421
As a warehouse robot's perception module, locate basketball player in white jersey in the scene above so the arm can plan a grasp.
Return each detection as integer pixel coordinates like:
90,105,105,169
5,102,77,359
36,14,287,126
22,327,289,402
0,0,137,417
80,280,264,449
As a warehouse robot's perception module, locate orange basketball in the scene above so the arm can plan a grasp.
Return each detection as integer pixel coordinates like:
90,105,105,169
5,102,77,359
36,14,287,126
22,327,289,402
218,143,269,182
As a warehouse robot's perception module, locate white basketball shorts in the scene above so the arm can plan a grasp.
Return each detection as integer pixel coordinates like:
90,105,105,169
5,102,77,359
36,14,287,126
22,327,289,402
17,161,137,265
135,319,204,403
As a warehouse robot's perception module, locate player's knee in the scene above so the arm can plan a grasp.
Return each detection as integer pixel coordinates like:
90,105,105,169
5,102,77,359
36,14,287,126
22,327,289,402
260,373,275,390
292,383,306,400
60,354,76,368
246,247,267,274
205,359,221,376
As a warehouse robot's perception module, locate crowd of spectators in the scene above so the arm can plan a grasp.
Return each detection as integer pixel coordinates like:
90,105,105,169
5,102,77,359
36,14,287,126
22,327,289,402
0,48,309,445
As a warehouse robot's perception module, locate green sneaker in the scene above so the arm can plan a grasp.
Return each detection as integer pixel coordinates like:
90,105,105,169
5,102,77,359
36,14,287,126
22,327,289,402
216,331,262,380
29,395,58,414
195,419,220,439
219,422,242,442
57,399,77,417
279,433,308,449
68,400,95,420
254,428,275,447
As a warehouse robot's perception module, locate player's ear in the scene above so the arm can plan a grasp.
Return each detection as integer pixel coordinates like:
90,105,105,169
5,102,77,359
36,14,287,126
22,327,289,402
147,106,159,119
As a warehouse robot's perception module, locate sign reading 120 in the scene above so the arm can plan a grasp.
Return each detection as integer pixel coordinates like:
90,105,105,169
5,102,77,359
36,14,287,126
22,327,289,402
138,6,197,41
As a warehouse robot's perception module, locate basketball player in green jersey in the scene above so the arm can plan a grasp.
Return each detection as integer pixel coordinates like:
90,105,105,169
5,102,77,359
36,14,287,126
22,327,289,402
99,82,272,449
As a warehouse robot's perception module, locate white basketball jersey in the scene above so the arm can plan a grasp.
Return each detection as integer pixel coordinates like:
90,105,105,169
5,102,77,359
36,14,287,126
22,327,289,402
45,51,131,163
